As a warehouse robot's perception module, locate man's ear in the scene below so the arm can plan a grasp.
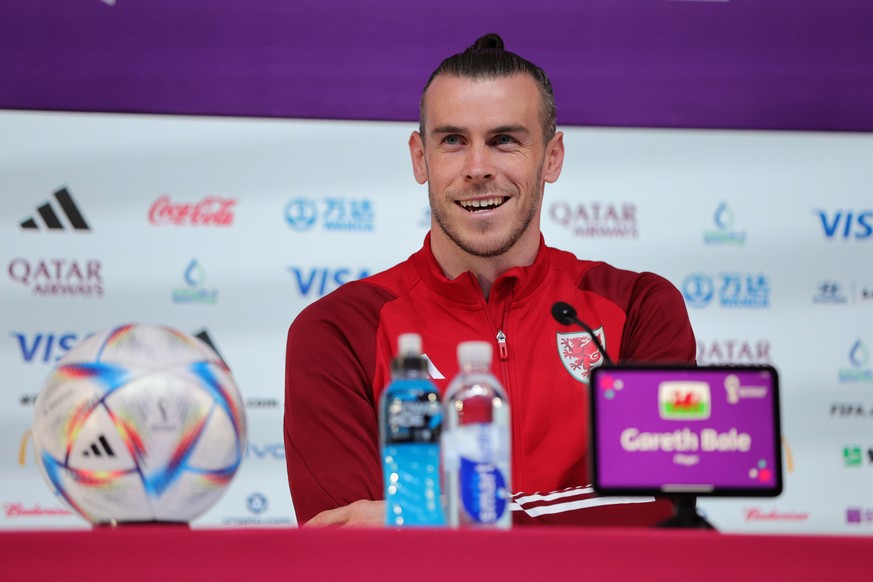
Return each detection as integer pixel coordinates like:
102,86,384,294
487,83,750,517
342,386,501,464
409,131,428,185
543,131,565,184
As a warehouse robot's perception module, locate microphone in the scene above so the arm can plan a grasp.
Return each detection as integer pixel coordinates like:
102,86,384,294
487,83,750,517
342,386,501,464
551,301,613,366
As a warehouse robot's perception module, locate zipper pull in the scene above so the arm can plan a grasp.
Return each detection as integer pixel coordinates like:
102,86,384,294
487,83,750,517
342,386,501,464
496,330,508,360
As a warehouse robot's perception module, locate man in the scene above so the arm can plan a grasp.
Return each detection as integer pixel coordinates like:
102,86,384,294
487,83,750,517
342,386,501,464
284,34,696,527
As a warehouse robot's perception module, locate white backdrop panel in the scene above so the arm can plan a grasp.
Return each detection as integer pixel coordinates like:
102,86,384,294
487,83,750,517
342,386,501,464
1,111,871,534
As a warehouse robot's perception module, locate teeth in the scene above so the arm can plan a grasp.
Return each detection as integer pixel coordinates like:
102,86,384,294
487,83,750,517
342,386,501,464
460,197,504,210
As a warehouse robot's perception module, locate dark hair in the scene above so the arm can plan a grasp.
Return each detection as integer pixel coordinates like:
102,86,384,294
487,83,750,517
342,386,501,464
419,33,557,142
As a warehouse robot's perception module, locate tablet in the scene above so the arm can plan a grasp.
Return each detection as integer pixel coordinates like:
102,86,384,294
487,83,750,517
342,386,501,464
588,365,782,497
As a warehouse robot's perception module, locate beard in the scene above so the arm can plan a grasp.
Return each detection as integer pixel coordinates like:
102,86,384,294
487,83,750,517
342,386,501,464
429,175,542,259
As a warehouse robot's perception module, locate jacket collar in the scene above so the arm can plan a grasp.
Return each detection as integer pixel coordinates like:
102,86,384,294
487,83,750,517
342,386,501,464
410,231,552,305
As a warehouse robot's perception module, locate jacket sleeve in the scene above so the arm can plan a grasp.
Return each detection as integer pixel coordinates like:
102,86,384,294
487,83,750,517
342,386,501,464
283,283,393,525
511,487,675,527
619,272,697,364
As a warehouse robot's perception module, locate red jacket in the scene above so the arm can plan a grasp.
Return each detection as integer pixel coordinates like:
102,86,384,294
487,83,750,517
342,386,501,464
284,234,696,526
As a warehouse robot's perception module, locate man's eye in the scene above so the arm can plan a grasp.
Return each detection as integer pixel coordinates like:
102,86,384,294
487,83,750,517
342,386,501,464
494,135,515,145
444,135,460,145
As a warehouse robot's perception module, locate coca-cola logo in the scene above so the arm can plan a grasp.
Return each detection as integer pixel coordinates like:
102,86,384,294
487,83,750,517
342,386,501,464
149,195,236,226
3,502,74,518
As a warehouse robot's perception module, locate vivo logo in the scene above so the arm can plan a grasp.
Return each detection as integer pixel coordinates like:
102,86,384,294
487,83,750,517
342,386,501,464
11,332,86,363
288,267,369,297
246,443,285,460
816,210,873,240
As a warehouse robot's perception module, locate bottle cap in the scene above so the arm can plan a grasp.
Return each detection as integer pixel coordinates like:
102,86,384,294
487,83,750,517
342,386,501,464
393,333,428,374
397,333,422,357
457,341,492,366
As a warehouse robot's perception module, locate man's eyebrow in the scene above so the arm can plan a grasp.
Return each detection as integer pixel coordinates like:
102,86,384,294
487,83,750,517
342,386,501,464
490,125,529,135
430,125,466,135
430,124,530,135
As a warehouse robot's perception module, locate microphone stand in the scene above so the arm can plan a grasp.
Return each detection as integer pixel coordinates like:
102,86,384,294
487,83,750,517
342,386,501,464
551,302,612,366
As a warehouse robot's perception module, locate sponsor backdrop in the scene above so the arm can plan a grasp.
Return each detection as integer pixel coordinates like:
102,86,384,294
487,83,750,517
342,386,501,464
2,111,871,535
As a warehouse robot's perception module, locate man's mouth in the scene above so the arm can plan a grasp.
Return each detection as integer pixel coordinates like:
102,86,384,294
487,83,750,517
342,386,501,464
458,197,508,212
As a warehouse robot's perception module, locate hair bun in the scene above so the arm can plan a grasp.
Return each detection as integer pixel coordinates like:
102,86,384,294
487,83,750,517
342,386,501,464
471,33,504,51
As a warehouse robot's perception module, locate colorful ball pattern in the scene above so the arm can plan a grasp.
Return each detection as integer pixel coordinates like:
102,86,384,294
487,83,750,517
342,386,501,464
31,324,247,524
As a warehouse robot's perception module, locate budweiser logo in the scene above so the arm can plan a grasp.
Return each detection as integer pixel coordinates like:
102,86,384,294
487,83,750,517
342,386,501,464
744,507,809,521
3,502,73,518
149,195,236,226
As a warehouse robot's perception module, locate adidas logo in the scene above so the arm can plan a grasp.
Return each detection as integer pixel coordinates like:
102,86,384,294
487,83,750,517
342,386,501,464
82,435,116,458
20,187,91,231
194,328,229,368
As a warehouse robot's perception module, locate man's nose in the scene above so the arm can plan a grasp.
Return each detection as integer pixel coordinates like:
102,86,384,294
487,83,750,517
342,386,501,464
463,143,495,183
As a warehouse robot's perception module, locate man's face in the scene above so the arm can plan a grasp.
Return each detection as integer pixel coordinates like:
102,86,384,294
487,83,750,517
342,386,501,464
410,74,563,259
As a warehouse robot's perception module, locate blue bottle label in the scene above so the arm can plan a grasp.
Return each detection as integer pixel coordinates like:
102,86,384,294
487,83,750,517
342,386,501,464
383,382,442,445
383,443,445,527
459,457,508,523
381,377,445,527
454,424,509,524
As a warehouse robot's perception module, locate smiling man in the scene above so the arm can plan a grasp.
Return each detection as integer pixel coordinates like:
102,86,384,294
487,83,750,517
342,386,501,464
284,34,696,527
411,69,561,297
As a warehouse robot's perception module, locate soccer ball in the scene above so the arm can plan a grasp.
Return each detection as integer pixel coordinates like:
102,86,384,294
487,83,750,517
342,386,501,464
31,323,247,525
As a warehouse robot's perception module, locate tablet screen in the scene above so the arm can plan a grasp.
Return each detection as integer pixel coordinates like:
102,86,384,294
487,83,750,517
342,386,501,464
589,366,782,496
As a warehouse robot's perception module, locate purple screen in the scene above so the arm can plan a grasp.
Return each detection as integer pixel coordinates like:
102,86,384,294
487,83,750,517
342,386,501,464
591,368,780,494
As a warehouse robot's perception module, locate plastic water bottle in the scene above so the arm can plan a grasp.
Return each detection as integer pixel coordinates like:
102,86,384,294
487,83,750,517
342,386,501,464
442,341,512,528
379,333,446,527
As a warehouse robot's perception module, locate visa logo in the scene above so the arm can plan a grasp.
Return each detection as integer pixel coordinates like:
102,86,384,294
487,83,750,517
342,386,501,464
12,332,86,363
288,267,369,297
816,210,873,240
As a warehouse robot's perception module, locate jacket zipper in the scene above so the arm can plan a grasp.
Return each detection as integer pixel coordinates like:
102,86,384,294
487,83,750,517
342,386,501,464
496,330,508,360
494,299,516,488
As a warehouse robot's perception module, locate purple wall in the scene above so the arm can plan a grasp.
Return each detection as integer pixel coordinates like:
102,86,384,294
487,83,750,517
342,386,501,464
1,0,872,131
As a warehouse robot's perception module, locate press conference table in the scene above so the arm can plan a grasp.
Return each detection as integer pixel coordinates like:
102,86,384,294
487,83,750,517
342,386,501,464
3,525,871,580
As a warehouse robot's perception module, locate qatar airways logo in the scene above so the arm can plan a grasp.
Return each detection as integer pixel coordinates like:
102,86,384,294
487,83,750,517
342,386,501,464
7,258,104,298
148,195,236,227
696,339,772,365
548,201,638,238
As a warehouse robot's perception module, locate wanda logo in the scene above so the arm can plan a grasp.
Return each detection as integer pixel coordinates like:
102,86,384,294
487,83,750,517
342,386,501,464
149,195,236,226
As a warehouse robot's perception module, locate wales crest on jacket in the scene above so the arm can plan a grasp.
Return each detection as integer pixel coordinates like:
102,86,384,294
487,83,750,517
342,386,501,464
556,330,606,384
